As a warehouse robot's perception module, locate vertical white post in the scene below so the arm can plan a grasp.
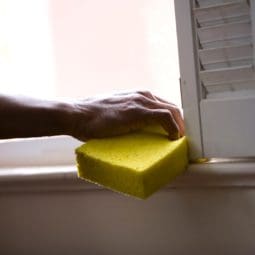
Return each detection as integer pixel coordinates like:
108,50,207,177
251,0,255,68
174,0,204,159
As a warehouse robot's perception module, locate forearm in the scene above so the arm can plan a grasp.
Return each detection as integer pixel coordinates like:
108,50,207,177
0,91,184,141
0,94,74,139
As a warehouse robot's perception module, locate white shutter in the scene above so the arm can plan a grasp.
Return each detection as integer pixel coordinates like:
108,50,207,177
175,0,255,158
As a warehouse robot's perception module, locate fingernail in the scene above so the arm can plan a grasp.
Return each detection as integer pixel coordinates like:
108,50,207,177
169,132,180,140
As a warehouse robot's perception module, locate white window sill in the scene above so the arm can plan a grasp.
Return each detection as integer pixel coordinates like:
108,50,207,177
1,162,255,193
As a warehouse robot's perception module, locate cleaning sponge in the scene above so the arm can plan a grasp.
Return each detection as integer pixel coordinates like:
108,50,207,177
75,126,188,199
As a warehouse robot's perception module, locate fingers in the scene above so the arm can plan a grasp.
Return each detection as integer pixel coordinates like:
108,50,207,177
149,94,185,136
95,90,185,139
130,92,185,137
136,90,177,107
154,101,185,136
120,104,180,140
129,107,180,140
148,109,180,140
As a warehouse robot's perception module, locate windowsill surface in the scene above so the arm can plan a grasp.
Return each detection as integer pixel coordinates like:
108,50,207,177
1,162,255,193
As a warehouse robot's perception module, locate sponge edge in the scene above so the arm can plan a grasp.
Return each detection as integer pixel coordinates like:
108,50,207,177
75,126,188,199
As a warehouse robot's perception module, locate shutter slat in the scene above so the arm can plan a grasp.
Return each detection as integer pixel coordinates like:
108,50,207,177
200,65,255,85
206,80,255,95
194,0,246,10
198,21,251,49
200,36,252,49
195,0,244,8
194,0,249,27
201,58,252,69
197,14,249,28
199,44,253,69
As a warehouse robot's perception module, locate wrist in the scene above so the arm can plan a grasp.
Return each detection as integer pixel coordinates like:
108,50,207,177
57,101,92,139
54,101,77,136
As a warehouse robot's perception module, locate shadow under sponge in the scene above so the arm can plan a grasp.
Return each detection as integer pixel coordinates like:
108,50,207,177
75,126,188,199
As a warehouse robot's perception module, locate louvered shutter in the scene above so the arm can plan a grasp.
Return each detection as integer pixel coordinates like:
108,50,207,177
175,0,255,158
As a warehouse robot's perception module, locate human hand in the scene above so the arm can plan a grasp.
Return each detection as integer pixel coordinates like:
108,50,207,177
68,91,184,141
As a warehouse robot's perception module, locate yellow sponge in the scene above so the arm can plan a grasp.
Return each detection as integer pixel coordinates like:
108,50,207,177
75,126,188,199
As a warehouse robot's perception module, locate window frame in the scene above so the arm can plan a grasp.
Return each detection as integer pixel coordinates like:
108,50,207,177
252,0,255,66
174,0,204,159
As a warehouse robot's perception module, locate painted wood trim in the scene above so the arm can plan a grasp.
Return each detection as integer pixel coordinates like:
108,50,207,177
174,0,204,159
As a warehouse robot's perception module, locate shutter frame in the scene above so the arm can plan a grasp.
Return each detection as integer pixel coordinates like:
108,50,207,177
194,0,255,96
252,0,255,66
175,0,255,158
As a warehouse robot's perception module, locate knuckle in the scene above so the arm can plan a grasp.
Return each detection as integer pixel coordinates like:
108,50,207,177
137,90,152,96
132,94,145,103
154,109,172,121
171,106,181,116
159,110,178,128
128,105,138,112
123,102,140,114
161,109,172,118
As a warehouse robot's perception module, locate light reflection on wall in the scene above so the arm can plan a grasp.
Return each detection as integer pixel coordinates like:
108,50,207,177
0,0,181,107
0,0,55,98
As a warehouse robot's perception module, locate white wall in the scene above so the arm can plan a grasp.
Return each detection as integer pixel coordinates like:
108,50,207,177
50,0,181,106
1,188,255,255
1,0,181,106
